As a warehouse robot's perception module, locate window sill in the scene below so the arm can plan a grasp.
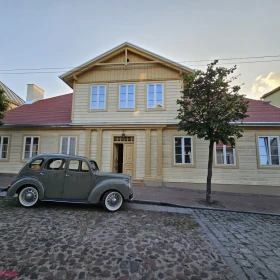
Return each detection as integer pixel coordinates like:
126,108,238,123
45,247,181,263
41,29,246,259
0,159,9,162
89,109,107,112
172,163,196,168
146,108,165,111
258,165,280,169
213,164,238,169
117,109,136,112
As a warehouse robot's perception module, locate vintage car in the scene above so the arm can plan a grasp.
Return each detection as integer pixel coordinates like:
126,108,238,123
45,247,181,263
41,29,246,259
5,154,133,212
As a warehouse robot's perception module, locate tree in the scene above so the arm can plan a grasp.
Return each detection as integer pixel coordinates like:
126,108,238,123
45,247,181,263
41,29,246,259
0,87,10,125
176,60,249,204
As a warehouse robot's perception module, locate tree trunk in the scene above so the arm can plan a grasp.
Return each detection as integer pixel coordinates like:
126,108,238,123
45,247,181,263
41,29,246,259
206,140,214,204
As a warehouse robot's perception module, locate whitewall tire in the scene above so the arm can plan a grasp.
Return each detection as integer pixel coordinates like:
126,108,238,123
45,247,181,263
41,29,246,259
102,191,123,212
18,186,39,208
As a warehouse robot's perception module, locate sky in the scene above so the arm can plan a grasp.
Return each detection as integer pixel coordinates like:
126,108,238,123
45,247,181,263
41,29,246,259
1,0,280,101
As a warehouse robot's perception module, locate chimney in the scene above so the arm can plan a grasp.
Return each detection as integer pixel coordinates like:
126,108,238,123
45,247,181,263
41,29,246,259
26,84,44,104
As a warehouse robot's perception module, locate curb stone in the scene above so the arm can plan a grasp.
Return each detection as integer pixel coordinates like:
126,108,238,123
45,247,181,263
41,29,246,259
130,199,280,217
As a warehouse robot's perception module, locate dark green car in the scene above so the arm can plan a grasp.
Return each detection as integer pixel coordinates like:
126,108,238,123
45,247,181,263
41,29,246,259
6,154,133,212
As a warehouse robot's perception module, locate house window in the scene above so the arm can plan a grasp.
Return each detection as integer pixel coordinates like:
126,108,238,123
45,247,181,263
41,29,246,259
23,136,40,160
0,136,9,160
90,85,106,110
174,136,193,164
60,136,77,155
215,141,236,165
147,84,163,109
258,136,280,166
119,85,135,109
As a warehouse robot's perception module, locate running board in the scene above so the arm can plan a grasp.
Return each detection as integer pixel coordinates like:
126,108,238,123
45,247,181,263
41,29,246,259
41,199,90,204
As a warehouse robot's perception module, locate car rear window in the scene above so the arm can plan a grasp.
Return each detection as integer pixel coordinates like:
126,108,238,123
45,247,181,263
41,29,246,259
29,159,44,170
45,159,66,170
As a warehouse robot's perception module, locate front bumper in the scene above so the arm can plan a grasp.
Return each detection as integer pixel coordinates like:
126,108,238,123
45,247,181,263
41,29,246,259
0,187,9,193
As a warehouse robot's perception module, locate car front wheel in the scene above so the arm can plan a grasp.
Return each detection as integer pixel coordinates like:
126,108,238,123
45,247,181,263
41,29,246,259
18,186,39,208
102,191,123,212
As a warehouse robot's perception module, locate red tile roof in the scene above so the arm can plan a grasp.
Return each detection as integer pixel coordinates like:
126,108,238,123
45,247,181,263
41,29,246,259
243,98,280,123
2,94,280,126
3,93,72,125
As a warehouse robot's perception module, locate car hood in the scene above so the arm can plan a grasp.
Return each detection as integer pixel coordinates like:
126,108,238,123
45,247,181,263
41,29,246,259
95,171,131,180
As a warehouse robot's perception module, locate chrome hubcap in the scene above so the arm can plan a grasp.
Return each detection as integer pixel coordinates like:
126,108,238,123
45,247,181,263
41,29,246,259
19,187,38,207
25,192,34,201
107,194,119,206
104,191,123,211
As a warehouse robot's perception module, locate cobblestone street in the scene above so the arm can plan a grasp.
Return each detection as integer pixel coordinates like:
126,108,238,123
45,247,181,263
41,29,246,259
194,209,280,280
0,199,234,280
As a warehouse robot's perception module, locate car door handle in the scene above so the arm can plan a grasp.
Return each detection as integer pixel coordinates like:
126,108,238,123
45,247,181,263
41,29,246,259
65,174,71,177
40,172,44,176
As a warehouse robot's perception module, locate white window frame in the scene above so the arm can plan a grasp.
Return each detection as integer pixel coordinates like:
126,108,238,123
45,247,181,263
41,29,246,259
258,136,280,166
174,136,193,165
214,142,236,166
0,136,9,160
119,84,135,109
90,85,106,110
147,83,164,109
60,136,77,155
23,136,40,160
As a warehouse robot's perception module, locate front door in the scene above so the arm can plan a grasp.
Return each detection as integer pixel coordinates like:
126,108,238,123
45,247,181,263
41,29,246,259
123,143,134,176
63,159,92,200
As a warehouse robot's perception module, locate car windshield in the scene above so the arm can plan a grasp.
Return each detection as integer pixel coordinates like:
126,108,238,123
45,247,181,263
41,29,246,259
90,160,99,170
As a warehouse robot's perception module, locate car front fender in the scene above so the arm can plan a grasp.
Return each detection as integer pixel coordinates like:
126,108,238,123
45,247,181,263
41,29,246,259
88,178,130,204
7,177,44,200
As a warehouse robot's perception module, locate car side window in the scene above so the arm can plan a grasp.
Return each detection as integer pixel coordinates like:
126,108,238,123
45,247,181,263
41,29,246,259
69,160,79,172
68,160,89,172
81,161,89,172
45,159,66,171
29,159,44,170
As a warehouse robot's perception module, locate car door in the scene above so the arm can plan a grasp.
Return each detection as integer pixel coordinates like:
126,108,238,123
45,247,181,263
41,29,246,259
39,158,66,199
63,159,92,200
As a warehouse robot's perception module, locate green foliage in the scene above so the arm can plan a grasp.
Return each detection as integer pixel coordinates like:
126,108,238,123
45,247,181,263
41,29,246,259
0,87,10,125
176,61,249,203
177,60,249,147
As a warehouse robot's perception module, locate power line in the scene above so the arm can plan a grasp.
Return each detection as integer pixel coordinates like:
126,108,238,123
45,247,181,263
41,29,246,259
180,54,280,63
0,67,74,72
189,59,280,67
0,71,64,75
0,58,280,75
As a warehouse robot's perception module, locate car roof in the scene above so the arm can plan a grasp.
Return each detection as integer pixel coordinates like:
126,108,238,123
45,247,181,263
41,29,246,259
31,153,90,160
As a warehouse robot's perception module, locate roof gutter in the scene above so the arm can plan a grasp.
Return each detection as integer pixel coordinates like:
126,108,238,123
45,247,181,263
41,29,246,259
230,122,280,126
2,122,280,128
1,124,72,128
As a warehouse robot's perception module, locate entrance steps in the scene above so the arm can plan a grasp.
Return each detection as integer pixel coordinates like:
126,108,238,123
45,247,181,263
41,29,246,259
132,180,145,187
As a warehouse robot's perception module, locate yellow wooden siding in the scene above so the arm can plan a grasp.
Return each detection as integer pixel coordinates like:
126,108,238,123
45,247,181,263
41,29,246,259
163,128,280,187
90,130,98,159
0,130,86,173
263,89,280,107
150,130,158,177
77,131,86,156
77,65,180,84
101,130,145,179
73,80,182,123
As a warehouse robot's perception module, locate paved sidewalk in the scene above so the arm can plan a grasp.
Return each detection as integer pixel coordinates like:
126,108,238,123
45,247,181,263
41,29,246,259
133,186,280,214
1,174,280,214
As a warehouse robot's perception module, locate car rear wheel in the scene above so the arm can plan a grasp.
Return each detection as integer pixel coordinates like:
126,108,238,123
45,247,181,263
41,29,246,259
102,191,123,212
18,186,39,208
